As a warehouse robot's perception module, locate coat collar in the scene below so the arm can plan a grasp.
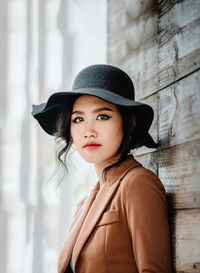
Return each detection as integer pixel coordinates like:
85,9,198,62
58,155,141,273
105,155,142,185
72,179,120,271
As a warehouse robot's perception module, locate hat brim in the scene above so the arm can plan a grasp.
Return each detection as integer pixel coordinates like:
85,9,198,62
32,89,157,148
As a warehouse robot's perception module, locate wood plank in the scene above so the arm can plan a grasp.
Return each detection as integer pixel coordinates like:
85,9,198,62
107,0,129,34
158,0,176,17
107,2,159,99
158,0,200,89
158,70,200,148
171,209,200,272
123,0,157,20
133,67,200,155
134,151,158,175
108,0,157,30
121,36,158,100
107,10,158,66
159,0,200,29
125,9,158,51
135,139,200,210
158,139,200,209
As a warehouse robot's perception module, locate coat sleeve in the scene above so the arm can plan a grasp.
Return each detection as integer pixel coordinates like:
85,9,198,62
121,168,172,273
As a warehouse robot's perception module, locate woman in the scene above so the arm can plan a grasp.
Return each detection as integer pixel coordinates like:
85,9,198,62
32,64,172,273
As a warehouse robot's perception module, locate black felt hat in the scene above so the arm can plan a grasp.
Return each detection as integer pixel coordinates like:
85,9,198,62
32,64,157,148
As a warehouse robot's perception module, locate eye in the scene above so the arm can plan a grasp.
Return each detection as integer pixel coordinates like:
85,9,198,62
72,117,84,123
97,114,110,120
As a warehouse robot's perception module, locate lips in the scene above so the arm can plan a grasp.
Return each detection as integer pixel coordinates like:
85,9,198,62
83,142,101,150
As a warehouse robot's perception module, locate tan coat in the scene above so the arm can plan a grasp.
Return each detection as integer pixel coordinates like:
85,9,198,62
58,156,172,273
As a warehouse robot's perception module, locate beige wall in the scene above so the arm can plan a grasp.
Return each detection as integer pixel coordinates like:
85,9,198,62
107,0,200,271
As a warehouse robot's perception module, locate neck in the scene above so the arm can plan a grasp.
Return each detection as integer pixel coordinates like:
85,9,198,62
94,163,107,187
94,156,119,187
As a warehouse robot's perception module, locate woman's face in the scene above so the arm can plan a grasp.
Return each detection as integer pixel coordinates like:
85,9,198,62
70,95,123,167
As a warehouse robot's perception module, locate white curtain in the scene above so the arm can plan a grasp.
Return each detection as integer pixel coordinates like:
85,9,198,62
0,0,106,272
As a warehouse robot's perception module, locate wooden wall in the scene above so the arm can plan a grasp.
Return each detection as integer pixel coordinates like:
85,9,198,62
107,0,200,271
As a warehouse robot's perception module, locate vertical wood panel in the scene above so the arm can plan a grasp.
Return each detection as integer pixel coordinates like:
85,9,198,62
107,0,200,271
136,140,200,210
158,0,200,90
121,36,158,100
107,0,159,99
158,139,200,209
171,209,200,272
158,71,200,147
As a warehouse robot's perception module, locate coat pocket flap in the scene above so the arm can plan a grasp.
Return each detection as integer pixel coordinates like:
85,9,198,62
96,209,119,227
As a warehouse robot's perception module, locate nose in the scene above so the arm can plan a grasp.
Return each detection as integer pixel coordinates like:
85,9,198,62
84,129,97,138
83,124,97,138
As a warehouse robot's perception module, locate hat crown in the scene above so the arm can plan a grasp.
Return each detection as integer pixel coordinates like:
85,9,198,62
72,64,135,100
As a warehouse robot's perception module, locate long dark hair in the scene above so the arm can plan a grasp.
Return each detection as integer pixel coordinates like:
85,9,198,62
54,97,141,182
53,97,79,175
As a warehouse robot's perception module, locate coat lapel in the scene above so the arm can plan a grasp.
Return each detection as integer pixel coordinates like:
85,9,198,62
72,179,121,271
58,184,99,273
58,156,142,273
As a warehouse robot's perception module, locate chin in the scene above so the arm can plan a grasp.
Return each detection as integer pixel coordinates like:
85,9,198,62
79,153,103,164
81,157,101,164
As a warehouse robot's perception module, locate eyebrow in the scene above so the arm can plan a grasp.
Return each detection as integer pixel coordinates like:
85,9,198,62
71,107,113,115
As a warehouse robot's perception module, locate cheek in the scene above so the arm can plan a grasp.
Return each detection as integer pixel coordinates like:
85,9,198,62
107,120,124,148
70,125,84,151
70,124,78,143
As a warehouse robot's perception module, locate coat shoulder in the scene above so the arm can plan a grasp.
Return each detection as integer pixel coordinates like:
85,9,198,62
120,165,167,202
